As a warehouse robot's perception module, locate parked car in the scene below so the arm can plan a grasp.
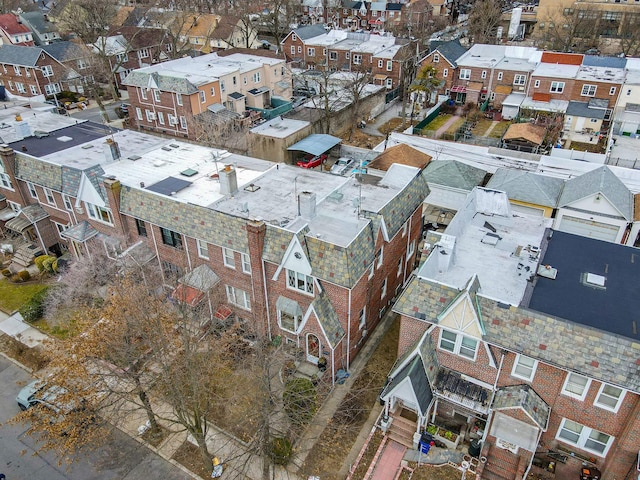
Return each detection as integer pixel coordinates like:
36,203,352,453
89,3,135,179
296,153,327,169
16,380,69,412
330,157,355,175
293,86,317,97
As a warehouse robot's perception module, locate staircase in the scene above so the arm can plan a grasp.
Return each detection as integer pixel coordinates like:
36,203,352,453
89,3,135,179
481,444,521,480
12,242,43,268
387,414,416,449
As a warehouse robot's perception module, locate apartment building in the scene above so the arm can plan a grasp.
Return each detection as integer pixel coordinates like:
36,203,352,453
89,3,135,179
123,51,291,139
383,187,640,480
0,120,428,380
282,26,415,90
0,13,34,46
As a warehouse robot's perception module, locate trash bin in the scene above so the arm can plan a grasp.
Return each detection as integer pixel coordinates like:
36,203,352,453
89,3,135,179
469,440,481,457
420,432,433,445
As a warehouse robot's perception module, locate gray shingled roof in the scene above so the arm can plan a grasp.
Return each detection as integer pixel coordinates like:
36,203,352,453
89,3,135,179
486,168,565,208
394,276,640,393
559,166,633,220
310,290,345,349
423,160,486,191
123,70,200,95
492,384,550,429
19,11,58,37
42,41,87,62
565,101,606,120
292,24,327,41
381,355,433,416
0,44,43,67
428,39,467,68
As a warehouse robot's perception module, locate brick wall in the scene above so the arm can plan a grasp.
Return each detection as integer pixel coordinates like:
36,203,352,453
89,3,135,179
529,76,576,102
569,80,620,108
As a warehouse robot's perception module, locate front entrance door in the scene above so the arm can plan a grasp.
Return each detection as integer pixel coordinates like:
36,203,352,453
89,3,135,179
306,333,320,363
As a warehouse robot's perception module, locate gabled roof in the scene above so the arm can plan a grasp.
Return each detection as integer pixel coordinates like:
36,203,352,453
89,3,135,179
368,144,432,171
0,44,43,66
387,3,402,10
42,41,89,62
428,39,466,67
422,160,486,191
486,168,565,208
19,11,57,37
118,27,166,50
492,384,550,430
310,290,345,349
292,24,327,41
380,355,433,416
559,166,633,220
0,13,32,36
503,123,546,145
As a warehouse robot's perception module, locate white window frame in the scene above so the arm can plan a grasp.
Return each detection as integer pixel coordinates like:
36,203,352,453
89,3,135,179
550,81,565,93
407,240,416,260
41,65,53,77
368,264,374,280
278,307,301,333
287,269,314,295
556,419,613,457
330,51,338,61
376,246,384,268
200,90,206,103
136,107,143,121
176,93,183,105
497,72,503,81
433,53,439,63
378,59,383,68
226,285,251,310
27,181,38,199
594,383,625,412
196,239,209,259
222,247,235,268
307,47,315,56
44,83,60,95
138,47,150,58
481,70,487,79
381,277,387,299
62,193,73,212
514,74,526,86
15,82,25,94
43,187,56,206
534,79,540,88
353,54,362,65
459,69,471,80
13,65,21,76
401,222,408,237
145,109,155,122
157,111,165,125
29,85,38,95
241,253,251,274
386,60,393,71
7,200,20,212
86,202,114,225
609,86,616,95
511,354,538,381
179,116,187,130
153,89,161,102
443,68,448,77
438,329,479,360
561,372,592,401
141,89,148,100
358,306,366,329
290,46,295,55
581,84,597,97
0,172,13,190
397,257,403,277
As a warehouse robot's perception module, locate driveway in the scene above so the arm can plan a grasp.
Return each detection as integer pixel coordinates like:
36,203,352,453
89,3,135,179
0,355,190,480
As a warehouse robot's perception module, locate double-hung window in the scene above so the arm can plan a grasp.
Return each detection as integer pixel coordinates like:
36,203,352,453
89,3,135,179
459,69,471,80
287,269,314,295
222,247,235,268
62,194,73,211
226,285,251,310
27,181,38,199
439,329,478,360
581,84,597,97
513,74,526,86
556,419,613,456
135,218,147,237
86,203,114,225
594,383,625,412
511,354,538,381
241,253,251,274
160,227,182,249
376,246,383,268
562,372,591,400
0,172,12,190
550,81,565,93
43,187,56,206
153,89,161,102
197,239,209,259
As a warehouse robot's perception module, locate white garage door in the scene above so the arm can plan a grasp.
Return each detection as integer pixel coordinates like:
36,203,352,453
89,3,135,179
511,203,544,217
558,216,619,242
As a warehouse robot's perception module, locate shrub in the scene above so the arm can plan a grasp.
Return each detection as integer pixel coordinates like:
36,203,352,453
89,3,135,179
19,288,48,323
10,273,22,283
1,268,11,277
42,256,57,274
34,255,51,272
17,270,30,282
268,437,292,465
283,377,317,426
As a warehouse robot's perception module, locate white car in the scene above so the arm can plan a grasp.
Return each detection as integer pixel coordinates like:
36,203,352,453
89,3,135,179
330,157,355,176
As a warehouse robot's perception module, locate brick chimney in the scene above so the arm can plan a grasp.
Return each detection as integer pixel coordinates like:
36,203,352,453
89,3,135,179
246,219,268,337
219,164,238,195
0,144,28,206
103,177,129,239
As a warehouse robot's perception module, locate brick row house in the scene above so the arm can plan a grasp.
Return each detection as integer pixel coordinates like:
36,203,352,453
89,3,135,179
0,44,72,98
282,25,417,90
0,123,428,381
381,187,640,480
123,50,291,139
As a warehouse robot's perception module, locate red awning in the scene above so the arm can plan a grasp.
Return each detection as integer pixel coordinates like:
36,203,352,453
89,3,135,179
215,304,233,321
171,284,205,307
368,19,383,24
450,85,467,93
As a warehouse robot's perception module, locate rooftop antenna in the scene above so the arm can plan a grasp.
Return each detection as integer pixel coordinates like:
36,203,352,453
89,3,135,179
210,151,220,177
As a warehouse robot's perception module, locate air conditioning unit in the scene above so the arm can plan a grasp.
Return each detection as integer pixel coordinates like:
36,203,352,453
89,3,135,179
518,86,525,91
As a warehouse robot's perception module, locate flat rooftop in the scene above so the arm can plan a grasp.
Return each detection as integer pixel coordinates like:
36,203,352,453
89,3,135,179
577,65,625,83
250,117,309,138
1,110,81,144
418,188,551,305
532,63,579,79
526,230,640,341
13,121,117,158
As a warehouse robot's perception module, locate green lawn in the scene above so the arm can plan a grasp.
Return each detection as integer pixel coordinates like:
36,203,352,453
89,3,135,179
472,118,494,136
488,121,512,139
0,279,48,314
422,114,453,131
445,118,466,136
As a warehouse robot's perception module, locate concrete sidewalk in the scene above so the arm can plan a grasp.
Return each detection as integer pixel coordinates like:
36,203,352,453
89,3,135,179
0,310,48,348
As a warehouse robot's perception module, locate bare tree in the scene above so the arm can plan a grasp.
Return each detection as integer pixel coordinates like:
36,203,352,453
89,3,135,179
467,0,502,45
617,13,640,56
534,5,600,53
259,0,300,48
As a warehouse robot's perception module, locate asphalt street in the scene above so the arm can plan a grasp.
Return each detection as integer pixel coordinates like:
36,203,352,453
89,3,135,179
67,102,123,125
0,355,190,480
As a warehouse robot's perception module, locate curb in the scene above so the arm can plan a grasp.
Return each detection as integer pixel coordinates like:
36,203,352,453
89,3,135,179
0,349,34,374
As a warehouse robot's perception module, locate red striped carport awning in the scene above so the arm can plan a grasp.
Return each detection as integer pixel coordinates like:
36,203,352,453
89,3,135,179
450,85,466,93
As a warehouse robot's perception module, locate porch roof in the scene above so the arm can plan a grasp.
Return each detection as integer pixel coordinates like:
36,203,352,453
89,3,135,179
381,355,433,417
492,384,550,430
60,220,98,242
5,204,48,233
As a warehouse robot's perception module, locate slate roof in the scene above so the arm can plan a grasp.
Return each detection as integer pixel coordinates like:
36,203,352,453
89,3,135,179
559,166,633,220
292,24,327,41
310,290,345,349
485,168,565,208
0,44,43,66
566,101,606,120
381,355,433,416
422,160,486,191
61,220,98,242
395,275,640,393
429,39,467,67
492,384,550,429
42,41,88,62
123,70,200,94
367,144,432,171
